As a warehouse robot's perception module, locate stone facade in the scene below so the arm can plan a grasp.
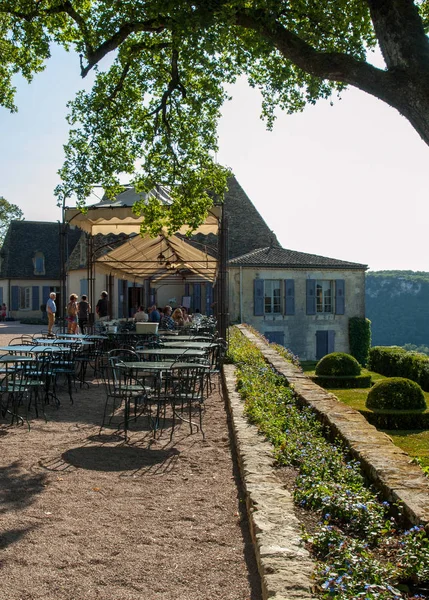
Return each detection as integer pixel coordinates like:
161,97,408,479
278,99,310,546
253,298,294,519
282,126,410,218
229,261,366,361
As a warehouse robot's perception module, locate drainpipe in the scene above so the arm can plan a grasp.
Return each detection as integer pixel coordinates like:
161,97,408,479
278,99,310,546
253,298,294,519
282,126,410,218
239,266,243,324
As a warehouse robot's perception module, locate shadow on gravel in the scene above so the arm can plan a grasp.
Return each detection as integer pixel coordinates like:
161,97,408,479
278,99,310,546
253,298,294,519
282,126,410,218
0,461,47,514
62,445,180,472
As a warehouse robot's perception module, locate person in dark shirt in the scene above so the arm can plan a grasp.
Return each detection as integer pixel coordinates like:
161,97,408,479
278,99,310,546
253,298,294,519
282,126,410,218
78,295,91,333
96,291,109,321
149,304,161,323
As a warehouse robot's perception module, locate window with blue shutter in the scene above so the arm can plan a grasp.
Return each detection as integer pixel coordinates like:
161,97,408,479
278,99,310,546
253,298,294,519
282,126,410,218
42,286,51,305
306,279,316,315
264,331,285,346
284,279,295,315
32,286,39,310
11,286,19,311
316,330,336,359
193,283,201,312
335,279,345,314
205,282,213,316
80,279,88,297
254,279,264,316
0,287,3,305
149,287,156,306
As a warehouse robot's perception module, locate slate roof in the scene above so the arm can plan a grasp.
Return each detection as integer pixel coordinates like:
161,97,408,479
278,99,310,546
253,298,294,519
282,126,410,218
228,246,368,270
191,176,279,259
67,231,130,270
93,185,173,208
0,221,81,279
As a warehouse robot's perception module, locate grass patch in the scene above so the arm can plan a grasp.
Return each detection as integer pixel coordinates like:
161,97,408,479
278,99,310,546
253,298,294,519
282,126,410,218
301,362,429,473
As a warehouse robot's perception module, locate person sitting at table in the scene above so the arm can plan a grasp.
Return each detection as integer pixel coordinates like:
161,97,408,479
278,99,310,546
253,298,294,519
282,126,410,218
181,306,192,324
159,306,175,330
134,306,149,322
66,293,79,334
172,307,185,329
149,304,161,323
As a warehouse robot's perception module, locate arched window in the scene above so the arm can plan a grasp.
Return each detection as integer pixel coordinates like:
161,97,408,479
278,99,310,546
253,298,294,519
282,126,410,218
33,251,45,275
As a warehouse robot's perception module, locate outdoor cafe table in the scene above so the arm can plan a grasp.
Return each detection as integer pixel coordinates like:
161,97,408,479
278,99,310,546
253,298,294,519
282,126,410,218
160,341,215,349
117,361,211,435
32,338,95,347
0,345,69,354
56,334,107,341
159,334,213,341
136,348,208,360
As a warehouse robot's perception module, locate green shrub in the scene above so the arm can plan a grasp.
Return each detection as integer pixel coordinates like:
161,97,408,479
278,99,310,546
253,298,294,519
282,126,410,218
311,374,372,389
366,377,426,410
315,352,361,377
349,317,371,366
368,346,429,391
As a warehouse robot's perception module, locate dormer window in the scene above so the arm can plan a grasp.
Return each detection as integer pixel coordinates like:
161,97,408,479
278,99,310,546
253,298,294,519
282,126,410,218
33,251,45,275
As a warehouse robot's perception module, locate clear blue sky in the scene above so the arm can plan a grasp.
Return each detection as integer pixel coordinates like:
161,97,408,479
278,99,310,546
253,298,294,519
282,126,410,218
1,45,428,272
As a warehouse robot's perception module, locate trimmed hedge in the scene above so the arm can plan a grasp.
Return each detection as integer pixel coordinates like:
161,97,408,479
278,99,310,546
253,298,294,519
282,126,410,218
315,352,361,377
366,377,426,410
368,346,429,391
360,408,429,430
310,374,372,389
349,317,371,366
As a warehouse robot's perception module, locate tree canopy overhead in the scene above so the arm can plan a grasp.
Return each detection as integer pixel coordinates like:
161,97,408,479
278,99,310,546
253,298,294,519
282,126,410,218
0,197,24,245
2,0,429,233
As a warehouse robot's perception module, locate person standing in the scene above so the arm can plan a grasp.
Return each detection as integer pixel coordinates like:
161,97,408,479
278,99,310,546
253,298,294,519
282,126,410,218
66,293,79,334
46,292,57,337
96,291,109,321
78,294,91,334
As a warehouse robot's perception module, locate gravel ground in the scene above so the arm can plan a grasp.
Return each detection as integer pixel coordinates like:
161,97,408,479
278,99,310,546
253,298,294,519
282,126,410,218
0,323,262,600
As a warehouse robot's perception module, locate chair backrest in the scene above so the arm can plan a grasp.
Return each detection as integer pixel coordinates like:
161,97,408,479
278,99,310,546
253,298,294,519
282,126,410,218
107,348,139,363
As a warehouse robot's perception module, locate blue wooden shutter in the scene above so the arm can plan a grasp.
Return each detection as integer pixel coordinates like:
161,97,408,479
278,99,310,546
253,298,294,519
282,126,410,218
149,287,156,306
254,279,264,316
42,286,51,306
205,283,213,316
284,279,295,315
193,283,201,312
264,331,285,346
11,286,19,310
80,279,88,296
184,283,190,296
32,286,39,310
0,287,3,305
335,279,345,315
306,279,316,315
328,330,335,353
117,283,123,319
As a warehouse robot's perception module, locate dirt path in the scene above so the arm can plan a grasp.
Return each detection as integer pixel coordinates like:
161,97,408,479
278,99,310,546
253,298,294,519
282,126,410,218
0,325,261,600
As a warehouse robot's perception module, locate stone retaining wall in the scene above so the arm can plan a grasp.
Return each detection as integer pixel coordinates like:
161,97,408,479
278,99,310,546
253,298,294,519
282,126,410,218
223,364,317,600
235,324,429,528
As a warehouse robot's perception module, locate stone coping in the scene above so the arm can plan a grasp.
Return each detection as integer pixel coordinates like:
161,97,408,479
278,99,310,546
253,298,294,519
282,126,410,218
223,364,317,600
236,325,429,529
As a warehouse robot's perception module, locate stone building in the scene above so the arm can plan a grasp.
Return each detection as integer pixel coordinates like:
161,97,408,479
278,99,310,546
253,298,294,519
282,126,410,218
228,245,367,361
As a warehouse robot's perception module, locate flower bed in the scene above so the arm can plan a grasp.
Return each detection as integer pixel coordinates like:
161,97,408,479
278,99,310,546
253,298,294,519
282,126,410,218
227,327,429,599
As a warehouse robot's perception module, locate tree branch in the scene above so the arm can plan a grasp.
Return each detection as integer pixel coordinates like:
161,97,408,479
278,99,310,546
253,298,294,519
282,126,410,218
234,9,398,103
81,19,167,77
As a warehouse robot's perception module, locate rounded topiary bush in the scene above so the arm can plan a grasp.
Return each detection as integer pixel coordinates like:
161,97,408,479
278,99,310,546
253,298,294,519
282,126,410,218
366,377,427,410
315,352,361,377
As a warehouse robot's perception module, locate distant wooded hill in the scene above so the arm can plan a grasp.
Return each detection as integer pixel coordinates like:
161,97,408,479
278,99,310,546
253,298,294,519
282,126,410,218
366,271,429,346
